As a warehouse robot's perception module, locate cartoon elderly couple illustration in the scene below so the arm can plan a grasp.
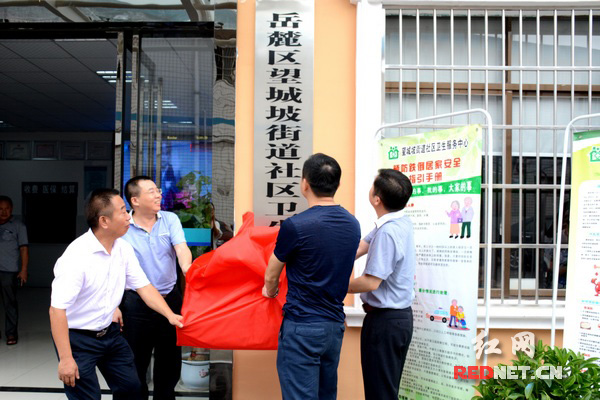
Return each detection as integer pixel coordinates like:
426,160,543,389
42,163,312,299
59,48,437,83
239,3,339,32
446,197,474,239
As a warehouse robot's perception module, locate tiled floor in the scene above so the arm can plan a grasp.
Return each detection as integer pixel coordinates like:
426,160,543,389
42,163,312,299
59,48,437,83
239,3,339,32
0,288,208,399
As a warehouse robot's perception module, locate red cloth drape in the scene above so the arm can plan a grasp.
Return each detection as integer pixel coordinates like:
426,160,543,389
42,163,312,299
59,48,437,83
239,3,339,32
177,212,287,350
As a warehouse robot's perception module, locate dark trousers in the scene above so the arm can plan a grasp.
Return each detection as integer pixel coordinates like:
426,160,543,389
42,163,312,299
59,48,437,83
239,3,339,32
0,271,18,337
461,221,472,238
276,317,346,400
449,315,458,327
361,306,413,400
64,323,142,400
120,288,182,400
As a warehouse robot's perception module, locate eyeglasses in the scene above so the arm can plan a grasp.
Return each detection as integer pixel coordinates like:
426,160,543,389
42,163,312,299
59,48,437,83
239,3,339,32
146,188,163,195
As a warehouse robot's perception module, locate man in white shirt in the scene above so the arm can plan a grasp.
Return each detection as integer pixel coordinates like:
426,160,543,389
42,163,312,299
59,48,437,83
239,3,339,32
49,188,184,400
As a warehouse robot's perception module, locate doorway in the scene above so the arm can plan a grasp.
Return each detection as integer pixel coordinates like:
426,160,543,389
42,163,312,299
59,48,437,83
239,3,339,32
0,22,234,399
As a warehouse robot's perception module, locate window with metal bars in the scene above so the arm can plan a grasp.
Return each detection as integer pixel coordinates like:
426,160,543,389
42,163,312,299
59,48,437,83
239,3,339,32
383,8,600,303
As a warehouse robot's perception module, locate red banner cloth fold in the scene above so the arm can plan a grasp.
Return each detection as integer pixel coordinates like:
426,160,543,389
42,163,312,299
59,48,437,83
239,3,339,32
177,212,287,350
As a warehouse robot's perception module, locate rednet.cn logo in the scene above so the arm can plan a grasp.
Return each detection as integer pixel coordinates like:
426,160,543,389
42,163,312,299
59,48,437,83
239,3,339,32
453,366,564,380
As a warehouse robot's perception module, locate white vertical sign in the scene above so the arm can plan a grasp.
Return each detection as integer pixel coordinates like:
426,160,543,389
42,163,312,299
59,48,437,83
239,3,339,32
563,131,600,363
254,0,314,227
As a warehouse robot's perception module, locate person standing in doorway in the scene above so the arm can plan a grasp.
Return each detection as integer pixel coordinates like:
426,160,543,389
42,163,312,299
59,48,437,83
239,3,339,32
0,195,28,346
50,188,183,400
121,176,192,400
348,169,416,400
263,153,361,400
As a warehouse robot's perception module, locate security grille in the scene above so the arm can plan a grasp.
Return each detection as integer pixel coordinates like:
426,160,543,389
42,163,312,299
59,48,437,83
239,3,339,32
383,8,600,303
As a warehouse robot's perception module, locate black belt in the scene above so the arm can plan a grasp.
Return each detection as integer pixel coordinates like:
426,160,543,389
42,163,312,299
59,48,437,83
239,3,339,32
70,324,112,338
362,304,411,313
363,304,383,313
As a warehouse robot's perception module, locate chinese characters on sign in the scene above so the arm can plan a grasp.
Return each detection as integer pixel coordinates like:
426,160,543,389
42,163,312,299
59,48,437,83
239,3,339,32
254,0,314,226
22,183,76,196
22,182,78,244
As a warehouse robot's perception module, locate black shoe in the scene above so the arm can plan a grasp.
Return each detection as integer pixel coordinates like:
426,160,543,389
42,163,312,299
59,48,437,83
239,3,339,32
460,236,464,239
467,235,470,238
449,235,453,238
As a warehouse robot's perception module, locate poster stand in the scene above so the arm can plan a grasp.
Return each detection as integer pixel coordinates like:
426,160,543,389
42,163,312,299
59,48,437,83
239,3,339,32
552,112,600,347
373,108,494,365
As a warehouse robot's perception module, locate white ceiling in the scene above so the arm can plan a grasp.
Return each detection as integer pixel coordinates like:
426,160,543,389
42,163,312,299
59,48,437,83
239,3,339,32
0,37,216,133
0,39,118,132
0,1,235,133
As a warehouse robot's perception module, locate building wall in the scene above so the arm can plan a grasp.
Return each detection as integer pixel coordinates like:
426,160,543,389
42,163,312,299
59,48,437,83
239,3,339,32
232,1,565,399
0,131,113,287
234,0,359,398
481,329,563,367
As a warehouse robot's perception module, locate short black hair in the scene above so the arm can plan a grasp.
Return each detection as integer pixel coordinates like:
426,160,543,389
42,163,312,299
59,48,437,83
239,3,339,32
85,188,120,229
0,195,13,208
124,176,153,208
302,153,342,197
373,169,413,212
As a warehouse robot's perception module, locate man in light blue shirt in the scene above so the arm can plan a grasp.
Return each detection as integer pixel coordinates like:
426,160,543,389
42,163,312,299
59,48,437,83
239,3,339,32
120,176,192,400
348,169,415,400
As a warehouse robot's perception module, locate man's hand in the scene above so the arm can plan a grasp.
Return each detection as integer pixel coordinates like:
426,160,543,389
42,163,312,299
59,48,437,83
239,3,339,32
168,314,184,328
136,284,185,328
112,307,123,330
262,285,279,298
58,356,79,387
17,270,27,285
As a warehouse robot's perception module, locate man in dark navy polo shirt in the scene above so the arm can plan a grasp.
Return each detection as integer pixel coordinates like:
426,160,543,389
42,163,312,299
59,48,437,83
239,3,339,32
263,153,361,400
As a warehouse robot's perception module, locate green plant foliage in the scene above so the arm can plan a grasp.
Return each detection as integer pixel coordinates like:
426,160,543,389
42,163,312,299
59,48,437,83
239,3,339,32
472,340,600,400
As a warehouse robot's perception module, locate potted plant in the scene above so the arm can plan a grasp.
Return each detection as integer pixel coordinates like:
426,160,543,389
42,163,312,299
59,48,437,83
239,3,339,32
172,171,213,259
473,341,600,399
181,348,210,390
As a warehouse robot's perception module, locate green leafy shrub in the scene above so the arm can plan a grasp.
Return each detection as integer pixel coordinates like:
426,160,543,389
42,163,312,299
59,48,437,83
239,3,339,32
473,340,600,400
